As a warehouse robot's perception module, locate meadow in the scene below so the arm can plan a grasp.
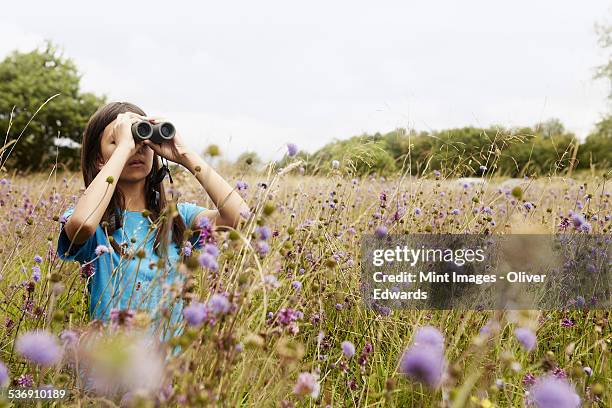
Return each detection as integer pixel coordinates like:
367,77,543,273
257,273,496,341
0,162,609,407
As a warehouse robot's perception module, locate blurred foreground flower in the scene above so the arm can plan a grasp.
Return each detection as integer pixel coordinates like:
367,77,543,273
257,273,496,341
293,372,320,399
16,330,63,366
399,326,446,389
527,375,580,408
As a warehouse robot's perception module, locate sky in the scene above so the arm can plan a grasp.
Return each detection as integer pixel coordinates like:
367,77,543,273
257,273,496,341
1,1,611,161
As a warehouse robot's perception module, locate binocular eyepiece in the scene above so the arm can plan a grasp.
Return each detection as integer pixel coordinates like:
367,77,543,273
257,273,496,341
131,120,175,144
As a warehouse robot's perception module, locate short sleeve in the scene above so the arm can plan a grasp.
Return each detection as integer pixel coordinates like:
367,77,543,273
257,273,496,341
178,202,207,229
57,207,97,263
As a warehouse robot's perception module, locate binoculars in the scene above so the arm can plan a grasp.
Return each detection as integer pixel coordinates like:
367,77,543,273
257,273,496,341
131,120,175,144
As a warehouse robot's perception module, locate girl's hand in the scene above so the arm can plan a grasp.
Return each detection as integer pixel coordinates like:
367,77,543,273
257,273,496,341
142,117,194,166
112,112,146,156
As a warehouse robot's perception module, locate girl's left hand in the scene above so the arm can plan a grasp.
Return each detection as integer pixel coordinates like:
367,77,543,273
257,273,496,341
142,117,194,167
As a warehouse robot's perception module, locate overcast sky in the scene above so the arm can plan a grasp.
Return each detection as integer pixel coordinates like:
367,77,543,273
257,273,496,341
1,1,611,161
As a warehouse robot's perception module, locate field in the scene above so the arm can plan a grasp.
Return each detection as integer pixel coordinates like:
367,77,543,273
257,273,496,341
0,165,609,407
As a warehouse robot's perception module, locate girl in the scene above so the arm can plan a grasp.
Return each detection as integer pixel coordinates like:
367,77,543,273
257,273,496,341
57,101,248,332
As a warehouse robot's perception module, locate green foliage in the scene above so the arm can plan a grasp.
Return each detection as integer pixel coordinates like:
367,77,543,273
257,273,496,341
0,41,105,171
578,116,612,169
289,119,596,177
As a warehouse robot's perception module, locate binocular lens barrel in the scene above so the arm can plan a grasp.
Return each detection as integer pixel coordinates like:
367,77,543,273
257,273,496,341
131,121,175,143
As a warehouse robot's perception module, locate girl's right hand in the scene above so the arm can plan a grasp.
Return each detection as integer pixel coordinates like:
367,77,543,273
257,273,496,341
111,112,145,156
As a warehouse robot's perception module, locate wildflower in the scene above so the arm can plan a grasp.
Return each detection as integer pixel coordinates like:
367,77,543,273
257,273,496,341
95,245,110,256
341,341,355,358
33,255,43,264
433,170,441,178
182,241,193,257
256,226,272,240
287,143,298,157
331,160,340,169
479,165,487,172
413,326,445,350
203,243,219,258
451,208,461,215
16,330,63,366
291,281,302,290
414,207,422,216
527,375,580,408
524,202,534,211
375,225,388,238
110,309,135,330
399,345,446,389
293,372,320,398
236,180,248,191
256,240,269,257
80,262,95,280
207,294,231,316
0,360,8,386
198,253,219,271
523,373,536,386
31,265,41,282
16,374,34,387
197,216,215,244
560,318,574,328
514,327,537,351
183,302,207,326
59,330,79,349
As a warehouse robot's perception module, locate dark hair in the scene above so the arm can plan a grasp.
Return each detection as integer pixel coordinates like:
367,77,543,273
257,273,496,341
81,101,187,258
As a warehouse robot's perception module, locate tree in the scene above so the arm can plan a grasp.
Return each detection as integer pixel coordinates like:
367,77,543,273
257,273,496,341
0,41,105,171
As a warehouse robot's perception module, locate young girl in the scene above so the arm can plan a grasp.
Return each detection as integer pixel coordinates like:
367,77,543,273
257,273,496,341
57,101,248,331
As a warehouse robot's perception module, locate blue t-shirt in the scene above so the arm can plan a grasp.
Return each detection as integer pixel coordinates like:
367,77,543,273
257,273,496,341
57,202,206,329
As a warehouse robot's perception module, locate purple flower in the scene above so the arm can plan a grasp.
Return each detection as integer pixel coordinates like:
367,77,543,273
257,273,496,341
109,309,134,329
451,208,461,215
80,263,95,280
341,341,355,358
33,255,43,264
399,345,446,388
183,302,207,326
182,241,193,257
375,225,388,238
257,226,272,241
293,372,320,398
413,326,445,350
198,253,219,271
236,180,248,191
560,318,574,328
16,330,63,366
95,245,109,256
514,327,537,352
433,170,441,178
203,243,219,258
287,143,298,157
414,207,422,216
527,375,580,408
207,294,231,316
16,374,33,387
571,214,586,228
31,265,41,282
256,240,269,257
291,281,302,290
59,330,79,348
0,360,8,386
524,202,534,211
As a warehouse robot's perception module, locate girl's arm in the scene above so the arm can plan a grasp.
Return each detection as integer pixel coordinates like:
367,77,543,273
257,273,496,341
64,113,142,244
182,152,250,229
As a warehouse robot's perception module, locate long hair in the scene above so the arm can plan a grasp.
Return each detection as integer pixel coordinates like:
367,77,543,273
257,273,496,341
81,101,187,258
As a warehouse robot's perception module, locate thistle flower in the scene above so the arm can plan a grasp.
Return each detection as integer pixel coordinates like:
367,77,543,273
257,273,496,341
287,143,298,157
183,302,207,326
293,372,320,398
207,294,231,316
31,265,41,282
527,375,580,408
341,341,355,358
399,345,446,388
375,225,388,238
198,253,219,271
514,327,537,351
33,255,43,264
95,245,110,256
16,330,63,366
413,326,445,350
256,226,272,241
